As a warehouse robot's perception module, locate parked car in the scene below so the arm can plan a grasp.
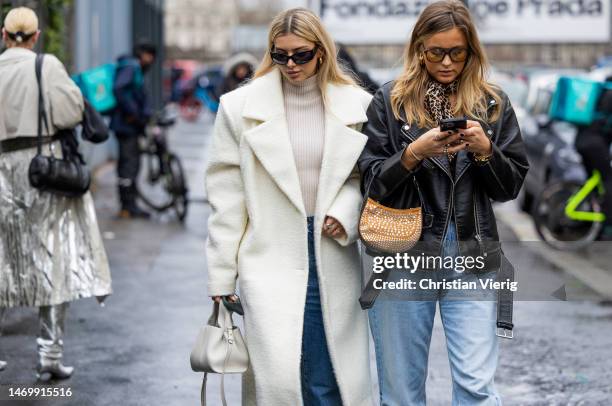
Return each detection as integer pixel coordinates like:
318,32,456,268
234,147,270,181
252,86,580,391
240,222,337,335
594,55,612,69
589,66,612,81
163,59,201,103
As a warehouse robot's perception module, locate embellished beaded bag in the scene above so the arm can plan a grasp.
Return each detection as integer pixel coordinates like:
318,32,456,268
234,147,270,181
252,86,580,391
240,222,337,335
358,178,423,254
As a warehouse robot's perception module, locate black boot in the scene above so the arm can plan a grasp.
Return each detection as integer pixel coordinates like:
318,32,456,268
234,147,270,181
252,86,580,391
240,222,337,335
118,185,150,219
122,204,151,219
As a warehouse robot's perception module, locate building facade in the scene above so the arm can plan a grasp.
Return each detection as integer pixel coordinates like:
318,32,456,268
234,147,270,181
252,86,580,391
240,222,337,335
165,0,238,61
73,0,165,169
303,0,612,70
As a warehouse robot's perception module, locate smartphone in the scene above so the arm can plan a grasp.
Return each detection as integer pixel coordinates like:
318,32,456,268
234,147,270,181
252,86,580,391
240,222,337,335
439,117,467,132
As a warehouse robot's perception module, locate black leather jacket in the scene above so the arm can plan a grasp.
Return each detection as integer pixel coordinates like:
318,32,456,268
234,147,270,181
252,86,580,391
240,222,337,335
358,82,529,258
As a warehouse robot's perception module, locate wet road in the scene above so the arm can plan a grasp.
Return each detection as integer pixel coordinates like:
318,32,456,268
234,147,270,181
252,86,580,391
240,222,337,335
1,114,611,405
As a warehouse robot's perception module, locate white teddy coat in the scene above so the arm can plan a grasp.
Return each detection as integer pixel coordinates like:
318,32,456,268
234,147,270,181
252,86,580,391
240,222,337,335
205,68,374,406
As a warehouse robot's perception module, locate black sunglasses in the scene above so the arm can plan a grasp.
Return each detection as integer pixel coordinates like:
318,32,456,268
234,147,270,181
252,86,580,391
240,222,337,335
422,47,469,63
270,45,319,65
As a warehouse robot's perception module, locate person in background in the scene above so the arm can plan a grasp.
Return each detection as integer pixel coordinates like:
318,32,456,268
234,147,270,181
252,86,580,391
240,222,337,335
110,42,157,219
169,65,185,103
337,43,379,94
0,6,112,379
216,52,258,97
575,75,612,239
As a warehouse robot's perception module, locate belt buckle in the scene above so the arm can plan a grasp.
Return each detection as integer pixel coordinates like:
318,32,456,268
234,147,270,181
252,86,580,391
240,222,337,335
496,327,513,339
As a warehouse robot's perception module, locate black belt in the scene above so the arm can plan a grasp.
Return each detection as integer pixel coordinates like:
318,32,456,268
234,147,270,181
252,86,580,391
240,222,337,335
359,248,514,339
0,134,62,155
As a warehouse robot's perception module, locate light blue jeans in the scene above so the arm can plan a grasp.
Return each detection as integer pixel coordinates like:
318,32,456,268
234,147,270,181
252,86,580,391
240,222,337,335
369,221,501,406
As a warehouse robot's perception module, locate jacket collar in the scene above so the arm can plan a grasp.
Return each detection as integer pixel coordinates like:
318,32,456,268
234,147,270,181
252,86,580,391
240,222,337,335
241,68,369,217
0,47,35,63
1,47,35,55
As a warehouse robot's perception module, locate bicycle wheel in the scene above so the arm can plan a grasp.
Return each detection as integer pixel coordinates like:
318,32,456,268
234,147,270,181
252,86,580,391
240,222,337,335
532,181,603,250
136,152,175,212
167,154,189,222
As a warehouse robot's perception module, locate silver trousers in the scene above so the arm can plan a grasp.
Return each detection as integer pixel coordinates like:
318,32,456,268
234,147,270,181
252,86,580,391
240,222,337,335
0,303,69,362
0,307,5,366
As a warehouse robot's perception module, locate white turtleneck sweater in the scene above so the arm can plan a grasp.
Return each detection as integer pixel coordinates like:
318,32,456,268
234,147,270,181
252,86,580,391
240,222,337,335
282,74,325,216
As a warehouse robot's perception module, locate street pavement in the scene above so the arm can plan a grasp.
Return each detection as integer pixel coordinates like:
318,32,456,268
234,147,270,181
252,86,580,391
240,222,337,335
1,113,612,405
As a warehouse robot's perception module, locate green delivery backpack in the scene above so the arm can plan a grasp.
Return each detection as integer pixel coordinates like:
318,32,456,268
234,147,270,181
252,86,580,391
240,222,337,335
549,76,612,125
72,63,117,114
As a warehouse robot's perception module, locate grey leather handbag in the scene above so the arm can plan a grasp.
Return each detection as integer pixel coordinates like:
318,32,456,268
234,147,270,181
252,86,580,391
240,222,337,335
190,298,249,406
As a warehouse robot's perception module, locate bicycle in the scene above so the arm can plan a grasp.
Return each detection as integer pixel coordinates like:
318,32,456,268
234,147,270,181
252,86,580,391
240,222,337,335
135,108,189,222
532,169,605,250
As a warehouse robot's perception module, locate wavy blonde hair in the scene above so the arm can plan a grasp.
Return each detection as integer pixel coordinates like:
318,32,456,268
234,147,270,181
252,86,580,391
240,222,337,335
254,7,355,98
391,0,501,127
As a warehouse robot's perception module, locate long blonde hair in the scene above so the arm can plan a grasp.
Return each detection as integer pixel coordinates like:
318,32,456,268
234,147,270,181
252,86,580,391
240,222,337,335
254,8,355,97
391,0,502,127
2,7,39,47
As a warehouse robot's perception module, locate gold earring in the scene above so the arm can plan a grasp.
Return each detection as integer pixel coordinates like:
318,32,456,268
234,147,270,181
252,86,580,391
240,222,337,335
319,57,323,64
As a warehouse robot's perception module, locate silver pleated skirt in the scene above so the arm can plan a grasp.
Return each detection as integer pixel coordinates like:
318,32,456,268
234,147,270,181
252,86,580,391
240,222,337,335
0,144,112,307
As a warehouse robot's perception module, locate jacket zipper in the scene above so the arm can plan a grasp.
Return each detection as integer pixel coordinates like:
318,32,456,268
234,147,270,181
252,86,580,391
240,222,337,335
402,101,498,258
400,120,457,255
440,181,461,256
413,176,423,206
473,189,485,257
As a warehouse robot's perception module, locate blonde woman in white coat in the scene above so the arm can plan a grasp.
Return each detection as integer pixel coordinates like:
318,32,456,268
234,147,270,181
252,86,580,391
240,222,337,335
205,8,373,406
0,7,111,378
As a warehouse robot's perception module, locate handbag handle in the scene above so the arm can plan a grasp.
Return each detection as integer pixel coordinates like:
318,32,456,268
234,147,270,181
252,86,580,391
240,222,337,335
35,54,52,157
361,165,423,211
208,300,239,328
200,373,229,406
201,301,237,406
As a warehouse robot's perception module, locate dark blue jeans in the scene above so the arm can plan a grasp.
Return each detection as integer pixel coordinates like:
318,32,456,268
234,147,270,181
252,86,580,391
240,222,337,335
301,217,342,406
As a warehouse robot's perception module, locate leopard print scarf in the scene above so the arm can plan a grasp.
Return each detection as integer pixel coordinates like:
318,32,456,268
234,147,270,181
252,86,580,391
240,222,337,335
424,79,459,161
424,79,459,123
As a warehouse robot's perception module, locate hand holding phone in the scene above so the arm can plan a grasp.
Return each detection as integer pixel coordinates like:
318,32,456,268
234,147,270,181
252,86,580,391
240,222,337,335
405,123,466,163
439,117,467,132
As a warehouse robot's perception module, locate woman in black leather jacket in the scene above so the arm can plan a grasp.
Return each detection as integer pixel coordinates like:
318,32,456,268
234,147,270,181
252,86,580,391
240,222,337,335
358,1,528,404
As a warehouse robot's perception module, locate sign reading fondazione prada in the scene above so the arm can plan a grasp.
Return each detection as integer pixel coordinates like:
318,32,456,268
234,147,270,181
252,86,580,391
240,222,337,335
310,0,610,44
